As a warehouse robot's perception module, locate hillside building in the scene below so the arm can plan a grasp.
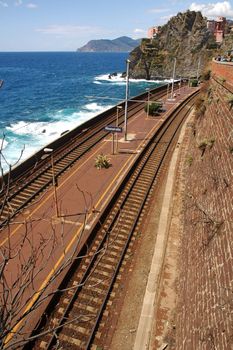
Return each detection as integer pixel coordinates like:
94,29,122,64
207,16,226,43
147,26,160,39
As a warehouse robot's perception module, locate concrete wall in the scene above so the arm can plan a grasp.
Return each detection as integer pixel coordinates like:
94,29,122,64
175,77,233,349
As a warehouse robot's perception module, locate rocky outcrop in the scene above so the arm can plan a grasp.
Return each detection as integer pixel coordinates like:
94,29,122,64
129,11,217,79
219,32,233,55
77,36,141,52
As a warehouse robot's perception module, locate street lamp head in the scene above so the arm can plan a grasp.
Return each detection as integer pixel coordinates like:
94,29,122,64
44,147,53,153
126,59,131,64
117,105,123,110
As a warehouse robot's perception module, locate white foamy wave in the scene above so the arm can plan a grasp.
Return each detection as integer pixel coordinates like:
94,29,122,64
3,102,113,172
94,73,174,84
84,102,112,112
0,138,8,150
7,103,113,139
7,121,48,135
95,73,125,82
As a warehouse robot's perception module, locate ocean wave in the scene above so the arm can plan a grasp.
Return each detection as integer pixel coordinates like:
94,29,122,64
3,102,113,171
84,102,113,112
0,138,8,150
7,103,113,140
94,73,174,84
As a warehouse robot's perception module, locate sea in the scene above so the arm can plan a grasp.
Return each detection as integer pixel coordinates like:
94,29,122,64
0,52,167,172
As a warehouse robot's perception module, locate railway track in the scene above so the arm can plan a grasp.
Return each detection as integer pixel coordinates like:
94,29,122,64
0,84,175,229
28,89,199,350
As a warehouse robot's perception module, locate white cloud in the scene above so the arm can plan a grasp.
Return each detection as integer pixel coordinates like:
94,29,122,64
134,28,145,33
26,3,37,8
15,0,22,6
160,14,175,22
149,8,170,14
133,28,147,38
0,1,8,7
36,25,106,38
190,1,233,18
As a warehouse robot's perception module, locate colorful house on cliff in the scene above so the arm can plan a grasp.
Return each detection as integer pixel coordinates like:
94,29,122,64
147,26,161,39
207,16,226,43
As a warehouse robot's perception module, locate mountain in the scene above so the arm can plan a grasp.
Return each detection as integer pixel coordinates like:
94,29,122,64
129,11,218,79
77,36,141,52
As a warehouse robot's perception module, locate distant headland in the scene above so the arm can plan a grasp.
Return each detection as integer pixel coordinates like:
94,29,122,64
77,36,141,52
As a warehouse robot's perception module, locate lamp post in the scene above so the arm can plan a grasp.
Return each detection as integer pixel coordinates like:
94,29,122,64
167,81,170,100
197,56,201,84
146,88,150,119
116,105,122,152
124,59,130,141
170,57,177,100
43,148,59,217
178,76,182,95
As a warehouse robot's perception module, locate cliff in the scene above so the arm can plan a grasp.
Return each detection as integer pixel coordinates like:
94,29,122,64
129,11,217,79
77,36,141,52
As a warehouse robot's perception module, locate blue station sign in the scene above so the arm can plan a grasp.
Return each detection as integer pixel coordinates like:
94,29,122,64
104,125,122,133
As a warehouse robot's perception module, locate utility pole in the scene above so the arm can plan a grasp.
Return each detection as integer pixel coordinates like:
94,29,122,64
43,148,59,217
146,88,150,119
178,76,182,95
170,57,177,100
197,56,201,84
116,105,122,153
124,59,130,141
167,82,170,100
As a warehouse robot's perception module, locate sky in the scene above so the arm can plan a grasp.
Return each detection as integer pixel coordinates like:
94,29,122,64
0,0,233,51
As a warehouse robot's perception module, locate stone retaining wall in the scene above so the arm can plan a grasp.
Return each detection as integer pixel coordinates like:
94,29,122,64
212,59,233,87
175,78,233,349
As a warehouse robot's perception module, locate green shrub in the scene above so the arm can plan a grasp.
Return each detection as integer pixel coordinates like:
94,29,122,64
144,102,163,116
190,79,198,87
186,155,193,166
208,137,215,148
95,153,111,169
198,139,209,151
226,94,233,110
195,97,206,118
198,137,215,156
202,70,211,81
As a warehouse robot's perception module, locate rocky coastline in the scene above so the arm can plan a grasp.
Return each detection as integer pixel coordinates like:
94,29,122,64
128,11,229,79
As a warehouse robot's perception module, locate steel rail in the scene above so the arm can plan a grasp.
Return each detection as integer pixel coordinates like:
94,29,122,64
82,93,198,350
31,89,199,350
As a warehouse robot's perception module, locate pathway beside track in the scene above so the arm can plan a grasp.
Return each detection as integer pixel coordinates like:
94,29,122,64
133,109,195,350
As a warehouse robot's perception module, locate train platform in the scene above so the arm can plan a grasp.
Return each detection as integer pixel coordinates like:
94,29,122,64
1,85,198,347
